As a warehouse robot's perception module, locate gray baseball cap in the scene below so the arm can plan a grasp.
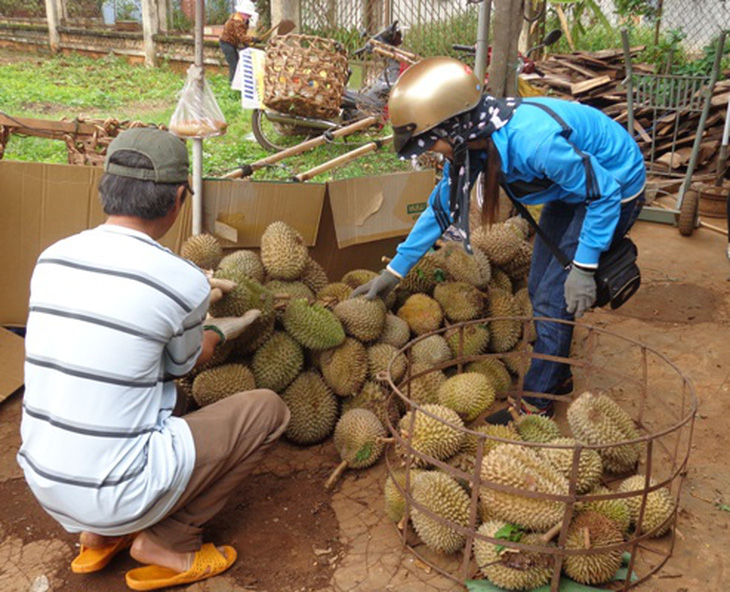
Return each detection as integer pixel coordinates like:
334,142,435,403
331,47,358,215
105,128,189,183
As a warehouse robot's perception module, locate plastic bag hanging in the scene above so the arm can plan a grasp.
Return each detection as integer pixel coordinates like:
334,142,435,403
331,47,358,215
169,65,228,139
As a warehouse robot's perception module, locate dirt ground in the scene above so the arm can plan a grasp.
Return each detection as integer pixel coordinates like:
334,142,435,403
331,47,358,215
1,217,729,592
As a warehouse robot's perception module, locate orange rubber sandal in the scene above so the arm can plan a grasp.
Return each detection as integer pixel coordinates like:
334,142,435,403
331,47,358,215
124,543,237,591
71,533,136,574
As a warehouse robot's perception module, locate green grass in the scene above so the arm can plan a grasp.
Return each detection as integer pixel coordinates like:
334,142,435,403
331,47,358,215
0,48,407,181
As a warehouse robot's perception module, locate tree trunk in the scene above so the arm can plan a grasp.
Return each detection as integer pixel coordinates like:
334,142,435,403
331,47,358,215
487,0,524,97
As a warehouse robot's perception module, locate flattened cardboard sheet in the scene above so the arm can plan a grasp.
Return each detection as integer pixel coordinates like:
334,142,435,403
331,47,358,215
0,328,24,403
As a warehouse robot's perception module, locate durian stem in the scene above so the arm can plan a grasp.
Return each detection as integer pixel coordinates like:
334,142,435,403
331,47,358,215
381,256,393,263
541,521,564,543
583,526,591,549
274,301,290,311
509,406,521,422
324,460,349,490
274,293,292,301
375,437,396,445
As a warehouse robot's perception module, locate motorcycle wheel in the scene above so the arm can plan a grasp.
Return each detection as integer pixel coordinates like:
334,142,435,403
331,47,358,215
250,109,316,152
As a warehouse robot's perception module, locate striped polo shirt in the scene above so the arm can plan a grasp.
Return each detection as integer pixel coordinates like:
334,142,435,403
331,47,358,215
18,224,209,536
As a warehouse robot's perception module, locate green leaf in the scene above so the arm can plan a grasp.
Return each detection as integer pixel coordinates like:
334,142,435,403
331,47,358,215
493,523,524,554
354,442,374,464
583,0,613,31
718,503,730,512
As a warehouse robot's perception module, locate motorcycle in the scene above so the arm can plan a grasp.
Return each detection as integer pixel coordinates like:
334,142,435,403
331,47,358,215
250,21,408,152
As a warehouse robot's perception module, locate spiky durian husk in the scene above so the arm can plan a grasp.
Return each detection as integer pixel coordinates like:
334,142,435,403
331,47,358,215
504,215,531,239
282,298,346,350
384,468,425,523
411,471,471,553
334,408,386,469
539,437,603,494
264,280,314,302
251,331,304,392
333,297,387,342
445,324,490,358
513,287,536,342
578,486,631,533
433,282,484,322
618,475,676,537
473,521,553,591
465,358,512,396
567,392,640,474
341,269,378,289
342,380,400,429
502,241,533,281
367,343,406,383
437,372,496,422
209,269,275,319
316,282,353,307
260,221,309,280
434,241,491,288
479,444,569,531
564,511,624,585
515,415,562,444
472,223,524,266
300,258,329,294
397,293,443,335
180,233,223,269
411,335,452,367
488,268,513,293
281,371,339,444
320,337,368,397
449,424,522,480
192,363,256,407
218,249,264,283
501,348,532,378
398,404,465,467
472,248,493,288
378,314,411,349
400,252,445,293
487,288,521,353
403,364,447,406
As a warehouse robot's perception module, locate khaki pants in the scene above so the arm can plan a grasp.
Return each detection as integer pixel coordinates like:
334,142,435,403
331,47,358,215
144,389,290,552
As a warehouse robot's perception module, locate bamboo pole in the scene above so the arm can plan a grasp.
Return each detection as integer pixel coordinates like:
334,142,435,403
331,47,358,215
294,136,393,182
192,0,204,235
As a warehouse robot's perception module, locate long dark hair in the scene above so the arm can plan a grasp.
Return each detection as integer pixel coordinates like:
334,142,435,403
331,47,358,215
480,139,503,227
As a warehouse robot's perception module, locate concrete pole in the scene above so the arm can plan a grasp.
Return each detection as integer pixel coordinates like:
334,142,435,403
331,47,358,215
44,0,60,52
140,0,159,67
192,0,205,236
158,0,169,33
474,0,492,89
271,0,301,31
54,0,67,23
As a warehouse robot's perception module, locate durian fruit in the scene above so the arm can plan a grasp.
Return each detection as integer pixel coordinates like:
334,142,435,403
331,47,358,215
505,215,531,239
384,468,425,523
433,282,484,322
260,221,308,280
471,248,493,288
502,241,533,281
218,249,264,283
281,371,339,445
501,348,532,378
514,415,562,443
472,223,524,266
567,392,640,474
449,423,522,481
282,298,346,350
209,269,275,319
479,444,569,531
316,282,353,306
231,315,276,357
412,335,452,367
445,324,490,358
473,521,553,591
264,280,314,303
397,294,443,335
192,363,256,407
403,364,447,406
326,409,386,489
410,471,471,553
513,287,536,342
378,314,411,349
579,486,631,534
398,404,465,467
341,269,378,289
487,288,521,353
180,233,223,269
434,241,491,288
618,475,676,537
175,374,195,402
251,332,304,392
300,258,329,294
367,343,406,383
400,252,445,293
466,358,512,397
320,338,368,397
333,297,387,342
563,511,624,585
489,268,513,293
539,437,603,494
437,372,496,422
342,380,399,429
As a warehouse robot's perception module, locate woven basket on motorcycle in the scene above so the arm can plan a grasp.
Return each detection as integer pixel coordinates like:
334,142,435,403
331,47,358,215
263,34,349,120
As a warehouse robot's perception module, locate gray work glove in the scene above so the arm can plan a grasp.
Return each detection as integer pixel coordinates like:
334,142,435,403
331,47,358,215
350,269,400,301
564,265,596,319
204,309,262,343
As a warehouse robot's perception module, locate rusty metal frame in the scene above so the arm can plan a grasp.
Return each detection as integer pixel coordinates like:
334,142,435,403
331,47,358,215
384,316,698,591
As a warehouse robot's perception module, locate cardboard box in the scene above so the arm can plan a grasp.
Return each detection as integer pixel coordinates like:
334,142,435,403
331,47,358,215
0,327,24,403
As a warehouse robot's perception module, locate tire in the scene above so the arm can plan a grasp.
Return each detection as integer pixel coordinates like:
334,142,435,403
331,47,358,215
678,189,699,236
250,109,314,152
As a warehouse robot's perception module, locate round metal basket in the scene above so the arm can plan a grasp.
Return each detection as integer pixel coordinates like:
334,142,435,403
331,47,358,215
263,34,349,120
385,316,697,591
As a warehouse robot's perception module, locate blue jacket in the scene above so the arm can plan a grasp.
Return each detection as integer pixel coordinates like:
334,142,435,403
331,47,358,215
388,97,646,278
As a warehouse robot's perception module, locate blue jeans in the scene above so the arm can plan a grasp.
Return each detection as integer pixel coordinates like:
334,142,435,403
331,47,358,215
523,194,645,408
220,40,238,83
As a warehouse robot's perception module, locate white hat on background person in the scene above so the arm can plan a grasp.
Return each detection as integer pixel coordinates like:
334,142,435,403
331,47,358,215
235,0,257,15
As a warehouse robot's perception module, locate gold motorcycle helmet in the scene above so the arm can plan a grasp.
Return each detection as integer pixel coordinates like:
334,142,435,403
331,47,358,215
388,57,482,157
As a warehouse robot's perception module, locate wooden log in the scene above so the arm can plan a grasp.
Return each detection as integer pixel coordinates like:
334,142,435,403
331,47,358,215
570,75,612,95
0,114,100,138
